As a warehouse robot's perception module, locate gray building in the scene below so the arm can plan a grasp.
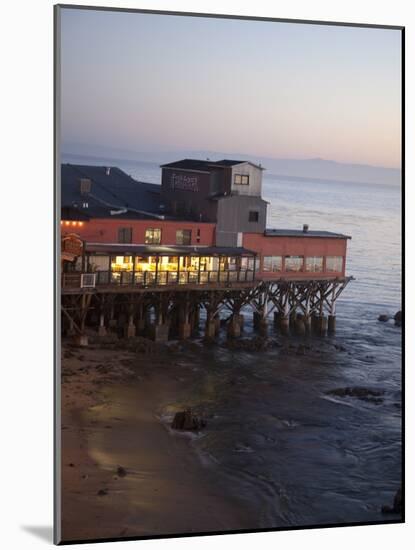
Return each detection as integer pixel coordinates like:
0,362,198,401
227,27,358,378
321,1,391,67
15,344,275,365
160,159,268,246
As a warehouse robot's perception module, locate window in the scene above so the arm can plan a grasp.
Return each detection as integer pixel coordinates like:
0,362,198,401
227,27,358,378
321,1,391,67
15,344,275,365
305,256,323,272
79,178,91,195
246,257,259,271
263,256,282,272
196,228,201,243
118,227,132,244
89,255,109,272
145,228,161,244
176,229,192,245
326,256,343,272
111,255,133,271
285,256,304,272
249,211,259,222
234,174,249,185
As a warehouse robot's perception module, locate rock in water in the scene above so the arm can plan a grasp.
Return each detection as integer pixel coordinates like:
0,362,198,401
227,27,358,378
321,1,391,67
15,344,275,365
327,386,384,404
171,409,206,431
393,487,402,513
117,466,127,477
394,311,402,327
378,314,389,322
381,487,402,514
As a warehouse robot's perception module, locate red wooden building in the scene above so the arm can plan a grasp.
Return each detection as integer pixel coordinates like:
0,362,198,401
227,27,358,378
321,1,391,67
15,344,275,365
61,160,350,287
60,160,351,341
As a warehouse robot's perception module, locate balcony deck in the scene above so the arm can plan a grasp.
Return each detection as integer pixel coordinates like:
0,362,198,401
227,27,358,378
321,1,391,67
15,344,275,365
61,269,351,295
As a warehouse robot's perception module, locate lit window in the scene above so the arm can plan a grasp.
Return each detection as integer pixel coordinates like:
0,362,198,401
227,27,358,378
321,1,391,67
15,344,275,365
326,256,343,272
234,174,249,185
246,257,259,271
249,211,259,222
176,229,192,245
263,256,282,272
145,228,162,244
111,255,133,271
305,256,323,272
285,256,304,272
118,227,132,244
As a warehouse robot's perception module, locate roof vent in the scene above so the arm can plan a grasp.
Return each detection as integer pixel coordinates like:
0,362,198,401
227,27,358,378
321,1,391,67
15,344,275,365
106,167,111,176
79,178,91,195
303,224,309,233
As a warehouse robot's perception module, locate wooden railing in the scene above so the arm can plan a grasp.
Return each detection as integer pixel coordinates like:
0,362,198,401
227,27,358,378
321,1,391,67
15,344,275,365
62,269,255,289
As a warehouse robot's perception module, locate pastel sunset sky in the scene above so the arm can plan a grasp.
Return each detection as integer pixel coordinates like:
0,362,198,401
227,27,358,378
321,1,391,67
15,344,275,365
60,8,402,168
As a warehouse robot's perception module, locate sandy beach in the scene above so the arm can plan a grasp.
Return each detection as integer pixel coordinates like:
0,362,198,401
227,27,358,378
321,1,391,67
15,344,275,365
60,338,253,542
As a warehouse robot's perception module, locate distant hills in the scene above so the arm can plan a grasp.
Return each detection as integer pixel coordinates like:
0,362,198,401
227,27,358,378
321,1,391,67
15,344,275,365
62,143,401,187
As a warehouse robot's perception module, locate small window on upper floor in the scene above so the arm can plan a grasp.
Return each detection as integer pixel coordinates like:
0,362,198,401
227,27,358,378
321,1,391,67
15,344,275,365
176,229,192,245
234,174,249,185
118,227,132,244
145,228,162,244
249,211,259,222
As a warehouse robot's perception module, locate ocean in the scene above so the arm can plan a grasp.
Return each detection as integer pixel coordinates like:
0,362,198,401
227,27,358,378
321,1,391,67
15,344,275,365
62,153,402,528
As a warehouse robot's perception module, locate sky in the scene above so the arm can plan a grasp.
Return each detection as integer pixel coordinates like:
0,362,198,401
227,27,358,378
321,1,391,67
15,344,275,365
59,8,402,169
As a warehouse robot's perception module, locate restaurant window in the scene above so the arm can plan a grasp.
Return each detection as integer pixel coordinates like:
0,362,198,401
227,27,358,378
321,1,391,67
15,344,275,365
263,256,282,272
249,211,259,222
285,256,304,272
118,227,132,244
247,257,259,271
228,257,238,271
135,256,149,272
89,255,109,272
326,256,343,272
234,174,249,185
176,229,192,245
145,228,161,244
158,256,179,271
111,255,133,271
305,256,323,272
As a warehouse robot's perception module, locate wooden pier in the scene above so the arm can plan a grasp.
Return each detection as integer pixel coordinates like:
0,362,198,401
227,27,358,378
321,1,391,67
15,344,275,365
61,275,352,344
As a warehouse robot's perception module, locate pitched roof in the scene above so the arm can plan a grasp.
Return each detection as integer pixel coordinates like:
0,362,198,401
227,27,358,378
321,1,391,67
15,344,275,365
216,159,264,170
265,229,351,239
61,164,162,219
160,159,219,172
160,158,264,171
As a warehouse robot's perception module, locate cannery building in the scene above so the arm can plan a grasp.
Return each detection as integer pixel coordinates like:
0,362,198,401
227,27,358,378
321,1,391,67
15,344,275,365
60,160,352,341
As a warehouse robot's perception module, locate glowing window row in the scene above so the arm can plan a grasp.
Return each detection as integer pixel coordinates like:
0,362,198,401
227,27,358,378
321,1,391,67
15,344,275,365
61,220,85,227
262,255,343,273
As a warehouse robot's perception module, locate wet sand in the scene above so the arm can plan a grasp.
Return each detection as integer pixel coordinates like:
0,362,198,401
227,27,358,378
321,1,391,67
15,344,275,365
60,340,252,542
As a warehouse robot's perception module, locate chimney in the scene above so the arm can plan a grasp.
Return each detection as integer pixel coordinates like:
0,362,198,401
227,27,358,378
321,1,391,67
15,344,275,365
303,224,309,233
106,167,111,176
79,178,91,195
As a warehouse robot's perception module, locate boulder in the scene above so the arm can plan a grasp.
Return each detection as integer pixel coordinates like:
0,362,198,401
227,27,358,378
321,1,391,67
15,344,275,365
117,466,127,477
382,487,402,514
378,314,389,322
327,387,384,404
171,409,206,431
394,311,402,327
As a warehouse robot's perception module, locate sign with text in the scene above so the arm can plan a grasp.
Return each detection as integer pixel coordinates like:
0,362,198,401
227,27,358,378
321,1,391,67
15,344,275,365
170,172,199,192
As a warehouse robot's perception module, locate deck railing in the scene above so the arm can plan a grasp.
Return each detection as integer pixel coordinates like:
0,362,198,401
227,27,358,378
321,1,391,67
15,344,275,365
62,269,255,289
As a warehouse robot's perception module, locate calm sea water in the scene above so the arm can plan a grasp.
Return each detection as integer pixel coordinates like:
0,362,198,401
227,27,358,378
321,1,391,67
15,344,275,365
62,154,402,528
